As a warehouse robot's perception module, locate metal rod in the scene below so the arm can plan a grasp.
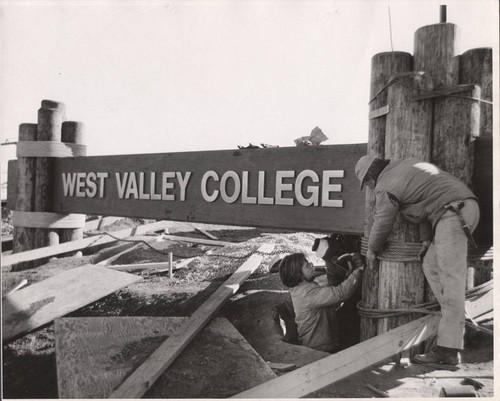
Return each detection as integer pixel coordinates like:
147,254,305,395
440,5,447,23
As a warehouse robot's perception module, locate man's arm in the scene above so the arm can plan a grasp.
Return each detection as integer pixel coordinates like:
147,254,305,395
303,268,363,309
368,191,399,252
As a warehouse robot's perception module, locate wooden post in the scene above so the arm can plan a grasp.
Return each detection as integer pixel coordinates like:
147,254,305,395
361,52,413,341
378,72,434,336
168,252,173,279
460,48,493,248
59,121,85,243
11,124,37,271
33,101,64,265
414,23,458,87
432,85,480,186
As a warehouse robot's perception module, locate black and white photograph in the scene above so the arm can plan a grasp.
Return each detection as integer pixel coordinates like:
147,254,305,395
1,0,498,398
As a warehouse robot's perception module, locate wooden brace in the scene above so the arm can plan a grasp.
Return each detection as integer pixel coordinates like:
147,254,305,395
16,141,87,158
12,211,86,229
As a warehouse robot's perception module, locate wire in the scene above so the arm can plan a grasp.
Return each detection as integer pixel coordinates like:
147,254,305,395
388,6,394,52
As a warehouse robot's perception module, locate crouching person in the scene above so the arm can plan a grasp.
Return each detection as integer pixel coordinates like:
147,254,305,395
279,253,364,353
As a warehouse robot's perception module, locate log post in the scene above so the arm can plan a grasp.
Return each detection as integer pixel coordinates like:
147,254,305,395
459,48,493,248
414,23,458,87
432,86,480,187
11,124,37,271
59,121,85,243
33,101,64,266
361,52,413,341
459,48,493,287
378,72,434,337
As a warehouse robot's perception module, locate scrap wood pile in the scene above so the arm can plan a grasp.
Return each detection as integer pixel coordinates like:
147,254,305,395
1,218,329,398
2,217,495,398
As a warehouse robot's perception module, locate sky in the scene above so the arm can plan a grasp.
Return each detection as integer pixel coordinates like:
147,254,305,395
0,0,498,197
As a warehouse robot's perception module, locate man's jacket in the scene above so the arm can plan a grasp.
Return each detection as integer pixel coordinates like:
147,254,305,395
369,158,477,252
290,269,361,352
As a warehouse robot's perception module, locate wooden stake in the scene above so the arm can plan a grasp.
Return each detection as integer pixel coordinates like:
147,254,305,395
168,252,173,278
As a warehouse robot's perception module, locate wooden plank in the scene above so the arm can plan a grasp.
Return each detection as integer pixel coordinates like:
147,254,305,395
2,265,142,342
162,234,233,247
109,243,275,398
233,285,492,398
464,281,493,319
2,220,170,267
368,105,389,120
412,84,476,101
84,216,123,231
55,317,276,398
52,144,367,234
195,227,218,240
96,243,143,266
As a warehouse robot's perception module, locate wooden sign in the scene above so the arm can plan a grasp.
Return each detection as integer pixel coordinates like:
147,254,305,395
48,144,366,233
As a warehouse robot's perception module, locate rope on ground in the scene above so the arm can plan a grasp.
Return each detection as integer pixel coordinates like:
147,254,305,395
358,280,493,335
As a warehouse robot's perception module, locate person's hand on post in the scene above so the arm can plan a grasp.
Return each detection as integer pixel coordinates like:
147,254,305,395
351,252,365,271
418,240,431,262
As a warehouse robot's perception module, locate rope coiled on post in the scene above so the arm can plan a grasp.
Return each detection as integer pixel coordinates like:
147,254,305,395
360,237,493,263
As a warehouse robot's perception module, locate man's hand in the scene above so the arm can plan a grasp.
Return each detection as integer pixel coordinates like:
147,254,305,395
351,252,365,271
366,249,377,266
418,240,431,262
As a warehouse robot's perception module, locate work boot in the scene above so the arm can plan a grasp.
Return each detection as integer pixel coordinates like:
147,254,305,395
414,346,460,365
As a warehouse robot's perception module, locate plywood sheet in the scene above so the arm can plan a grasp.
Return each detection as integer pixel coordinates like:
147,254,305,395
2,265,142,341
55,316,276,399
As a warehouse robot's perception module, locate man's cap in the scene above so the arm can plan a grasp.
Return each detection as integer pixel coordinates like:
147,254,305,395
355,155,377,190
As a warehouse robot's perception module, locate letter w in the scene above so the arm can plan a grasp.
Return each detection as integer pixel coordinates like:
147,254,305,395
62,173,77,197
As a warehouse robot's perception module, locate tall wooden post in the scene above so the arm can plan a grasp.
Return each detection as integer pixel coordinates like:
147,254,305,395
361,52,413,341
378,72,434,335
33,101,64,265
11,124,37,271
413,20,459,303
60,122,85,243
460,48,493,248
459,48,493,287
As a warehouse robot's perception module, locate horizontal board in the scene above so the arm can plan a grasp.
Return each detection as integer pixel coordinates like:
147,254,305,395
55,317,276,398
52,144,367,234
2,220,170,267
2,265,142,341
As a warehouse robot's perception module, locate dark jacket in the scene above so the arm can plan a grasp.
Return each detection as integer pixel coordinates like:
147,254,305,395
290,269,361,352
368,158,477,252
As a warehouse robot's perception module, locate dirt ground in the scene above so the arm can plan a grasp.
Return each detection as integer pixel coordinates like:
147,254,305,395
1,218,495,398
